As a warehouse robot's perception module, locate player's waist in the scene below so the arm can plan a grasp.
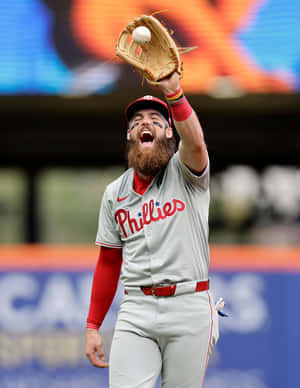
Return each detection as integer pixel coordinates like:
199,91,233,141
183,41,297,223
124,279,209,297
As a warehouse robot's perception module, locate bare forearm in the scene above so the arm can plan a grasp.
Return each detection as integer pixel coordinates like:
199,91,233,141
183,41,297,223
175,111,208,173
159,74,208,172
175,111,204,149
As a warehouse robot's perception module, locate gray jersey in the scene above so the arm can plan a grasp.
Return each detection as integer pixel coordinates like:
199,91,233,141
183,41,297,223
96,151,210,287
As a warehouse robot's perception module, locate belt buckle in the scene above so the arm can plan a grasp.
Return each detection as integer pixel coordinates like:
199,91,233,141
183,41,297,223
152,284,163,296
153,284,176,297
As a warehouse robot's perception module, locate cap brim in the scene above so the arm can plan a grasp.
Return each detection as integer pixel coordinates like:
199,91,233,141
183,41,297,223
125,99,170,125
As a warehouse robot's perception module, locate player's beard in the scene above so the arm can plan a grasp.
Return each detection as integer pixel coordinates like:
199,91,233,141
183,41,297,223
126,135,176,177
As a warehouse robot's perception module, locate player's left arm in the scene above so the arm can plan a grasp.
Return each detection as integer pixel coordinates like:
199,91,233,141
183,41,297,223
157,72,208,173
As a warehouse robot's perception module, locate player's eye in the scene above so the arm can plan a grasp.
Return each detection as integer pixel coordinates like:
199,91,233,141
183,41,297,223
153,121,163,128
130,121,140,130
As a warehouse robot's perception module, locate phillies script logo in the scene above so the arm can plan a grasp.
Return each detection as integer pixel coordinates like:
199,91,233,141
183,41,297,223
115,198,185,237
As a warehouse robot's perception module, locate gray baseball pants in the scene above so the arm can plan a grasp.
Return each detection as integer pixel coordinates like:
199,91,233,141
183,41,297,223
109,288,219,388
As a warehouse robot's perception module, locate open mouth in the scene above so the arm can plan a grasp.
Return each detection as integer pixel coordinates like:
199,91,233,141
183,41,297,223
140,131,154,144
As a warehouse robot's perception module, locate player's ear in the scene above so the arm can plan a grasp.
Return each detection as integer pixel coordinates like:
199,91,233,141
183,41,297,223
165,126,173,139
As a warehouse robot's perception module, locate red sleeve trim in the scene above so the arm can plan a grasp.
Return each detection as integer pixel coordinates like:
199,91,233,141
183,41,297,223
86,322,100,330
95,241,122,248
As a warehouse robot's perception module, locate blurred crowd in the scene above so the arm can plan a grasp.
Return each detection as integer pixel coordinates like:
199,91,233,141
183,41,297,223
0,165,299,244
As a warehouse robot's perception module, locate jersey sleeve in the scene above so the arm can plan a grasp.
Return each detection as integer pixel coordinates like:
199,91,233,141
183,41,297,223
87,247,123,329
173,152,210,191
95,188,122,249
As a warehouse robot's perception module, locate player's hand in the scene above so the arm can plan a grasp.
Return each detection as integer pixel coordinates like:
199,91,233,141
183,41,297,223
85,328,109,368
147,72,181,95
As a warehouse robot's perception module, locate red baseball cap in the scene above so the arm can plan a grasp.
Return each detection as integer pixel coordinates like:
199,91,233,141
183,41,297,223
125,95,172,127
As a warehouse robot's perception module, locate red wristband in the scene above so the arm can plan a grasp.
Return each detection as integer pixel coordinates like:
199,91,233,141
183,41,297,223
165,87,193,121
169,96,193,121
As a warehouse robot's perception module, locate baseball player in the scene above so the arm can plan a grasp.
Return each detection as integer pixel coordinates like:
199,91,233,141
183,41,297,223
85,72,219,387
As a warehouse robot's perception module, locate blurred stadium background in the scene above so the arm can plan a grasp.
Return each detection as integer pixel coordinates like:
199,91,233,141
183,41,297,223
1,1,300,387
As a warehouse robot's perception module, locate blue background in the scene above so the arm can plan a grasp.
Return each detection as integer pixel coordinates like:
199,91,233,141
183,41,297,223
0,269,299,388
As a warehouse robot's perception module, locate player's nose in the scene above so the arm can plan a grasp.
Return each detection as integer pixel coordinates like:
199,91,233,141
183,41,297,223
140,117,152,126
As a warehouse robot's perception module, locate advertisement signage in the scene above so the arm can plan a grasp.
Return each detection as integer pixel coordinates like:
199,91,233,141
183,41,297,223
0,246,299,388
1,0,300,94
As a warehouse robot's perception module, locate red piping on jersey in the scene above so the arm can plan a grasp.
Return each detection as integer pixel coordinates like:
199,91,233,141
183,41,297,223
201,291,214,388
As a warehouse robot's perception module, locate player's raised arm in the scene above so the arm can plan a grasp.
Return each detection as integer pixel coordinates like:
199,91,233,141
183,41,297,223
156,72,208,174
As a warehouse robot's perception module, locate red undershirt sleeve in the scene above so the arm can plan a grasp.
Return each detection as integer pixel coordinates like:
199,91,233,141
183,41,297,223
86,247,123,330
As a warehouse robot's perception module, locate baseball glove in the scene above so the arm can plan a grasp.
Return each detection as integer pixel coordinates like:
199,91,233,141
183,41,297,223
116,14,196,82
